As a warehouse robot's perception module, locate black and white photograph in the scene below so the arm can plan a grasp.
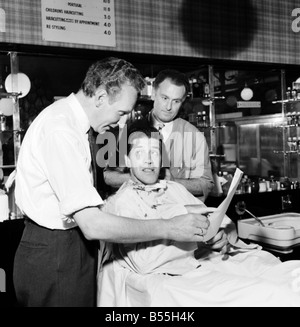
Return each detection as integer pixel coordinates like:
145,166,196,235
1,0,300,314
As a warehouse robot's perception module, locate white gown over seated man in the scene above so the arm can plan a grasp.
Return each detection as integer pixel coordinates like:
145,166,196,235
97,125,300,307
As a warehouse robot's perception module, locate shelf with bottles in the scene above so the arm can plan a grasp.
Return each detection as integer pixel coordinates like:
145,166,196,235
275,111,300,156
272,113,300,129
272,98,300,105
195,110,209,129
190,110,225,131
272,81,300,105
274,135,300,156
231,174,298,196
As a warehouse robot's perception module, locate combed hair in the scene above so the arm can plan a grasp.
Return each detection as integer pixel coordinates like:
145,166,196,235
81,57,146,98
152,69,190,97
126,120,163,156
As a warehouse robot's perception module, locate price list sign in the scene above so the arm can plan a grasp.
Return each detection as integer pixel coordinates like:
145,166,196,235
41,0,116,47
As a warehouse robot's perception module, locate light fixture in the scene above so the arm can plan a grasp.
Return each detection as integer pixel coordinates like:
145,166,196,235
4,72,31,98
202,98,211,106
240,83,253,101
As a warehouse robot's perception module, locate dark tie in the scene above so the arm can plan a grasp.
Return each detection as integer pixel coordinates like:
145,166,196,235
88,128,98,189
157,123,164,138
157,123,164,132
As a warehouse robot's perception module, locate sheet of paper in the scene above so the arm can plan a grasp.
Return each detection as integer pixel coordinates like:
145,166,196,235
203,168,244,241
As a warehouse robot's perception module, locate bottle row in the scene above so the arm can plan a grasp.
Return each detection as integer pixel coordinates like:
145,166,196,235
188,111,210,128
219,172,298,195
287,136,300,152
286,81,300,101
286,112,300,126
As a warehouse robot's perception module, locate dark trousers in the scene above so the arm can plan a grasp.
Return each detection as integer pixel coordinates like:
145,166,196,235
13,219,98,307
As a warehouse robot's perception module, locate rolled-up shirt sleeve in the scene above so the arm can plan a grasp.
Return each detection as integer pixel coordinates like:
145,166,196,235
192,131,214,197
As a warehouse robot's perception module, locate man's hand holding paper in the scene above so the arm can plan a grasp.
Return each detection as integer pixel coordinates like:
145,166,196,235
203,168,244,242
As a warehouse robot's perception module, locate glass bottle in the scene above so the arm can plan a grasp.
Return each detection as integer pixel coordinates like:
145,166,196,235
286,87,291,100
222,171,233,195
196,111,203,128
259,178,267,192
202,110,207,128
283,176,291,190
250,177,259,193
269,175,277,191
243,175,251,193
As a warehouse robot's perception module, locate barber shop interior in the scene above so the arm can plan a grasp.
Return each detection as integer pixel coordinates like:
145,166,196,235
1,0,300,309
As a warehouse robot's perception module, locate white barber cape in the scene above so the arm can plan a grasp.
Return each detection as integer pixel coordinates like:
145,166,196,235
97,180,300,307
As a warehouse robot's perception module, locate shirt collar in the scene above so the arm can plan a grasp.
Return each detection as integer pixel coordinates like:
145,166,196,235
128,179,168,192
67,93,90,135
150,110,174,131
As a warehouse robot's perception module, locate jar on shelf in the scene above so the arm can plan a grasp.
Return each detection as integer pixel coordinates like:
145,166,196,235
258,178,267,192
0,115,6,131
196,111,203,128
280,176,291,190
269,175,277,191
202,110,208,128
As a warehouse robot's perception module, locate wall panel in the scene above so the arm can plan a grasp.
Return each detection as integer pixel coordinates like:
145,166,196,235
0,0,299,65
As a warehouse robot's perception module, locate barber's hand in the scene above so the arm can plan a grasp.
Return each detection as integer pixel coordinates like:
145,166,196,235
206,229,230,260
168,212,210,242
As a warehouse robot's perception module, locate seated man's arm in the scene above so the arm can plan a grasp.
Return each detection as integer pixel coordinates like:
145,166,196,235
165,131,214,200
169,175,214,200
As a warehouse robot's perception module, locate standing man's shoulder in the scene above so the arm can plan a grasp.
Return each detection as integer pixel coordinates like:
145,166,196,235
173,117,202,133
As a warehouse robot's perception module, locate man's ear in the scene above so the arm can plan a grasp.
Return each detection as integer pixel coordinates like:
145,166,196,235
95,88,107,107
124,154,131,168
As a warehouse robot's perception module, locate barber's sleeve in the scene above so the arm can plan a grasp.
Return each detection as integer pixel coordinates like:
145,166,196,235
191,131,215,198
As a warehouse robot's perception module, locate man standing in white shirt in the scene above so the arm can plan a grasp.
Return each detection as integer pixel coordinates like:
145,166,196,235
13,57,210,307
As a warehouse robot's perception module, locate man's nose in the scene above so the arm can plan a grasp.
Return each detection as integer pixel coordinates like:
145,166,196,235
166,100,172,110
146,153,154,164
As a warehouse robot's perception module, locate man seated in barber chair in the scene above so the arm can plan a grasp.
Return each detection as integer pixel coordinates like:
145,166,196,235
97,122,300,307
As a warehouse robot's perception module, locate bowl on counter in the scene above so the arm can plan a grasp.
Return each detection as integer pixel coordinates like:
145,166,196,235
237,212,300,251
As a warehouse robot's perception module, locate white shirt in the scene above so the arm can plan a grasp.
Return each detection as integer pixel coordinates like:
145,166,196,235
15,93,103,229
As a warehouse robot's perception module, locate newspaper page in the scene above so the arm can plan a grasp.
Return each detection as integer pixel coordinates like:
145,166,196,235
203,168,244,241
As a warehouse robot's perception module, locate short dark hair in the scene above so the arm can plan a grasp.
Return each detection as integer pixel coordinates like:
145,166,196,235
126,120,163,156
81,57,146,98
153,69,190,97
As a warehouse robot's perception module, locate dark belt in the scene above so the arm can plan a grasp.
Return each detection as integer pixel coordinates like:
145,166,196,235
24,217,78,232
